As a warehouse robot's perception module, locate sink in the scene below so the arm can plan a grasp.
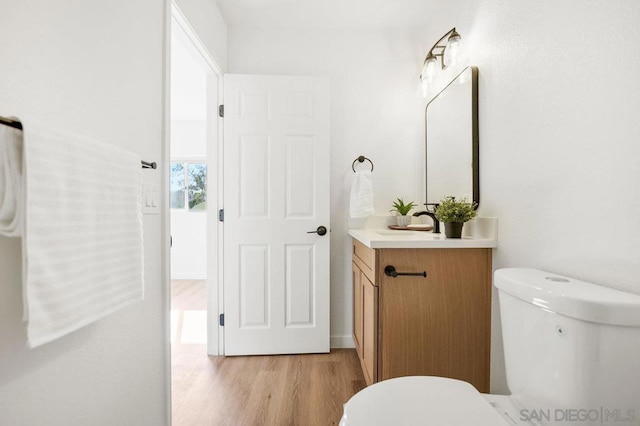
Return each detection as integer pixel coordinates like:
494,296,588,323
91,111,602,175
374,230,437,238
374,230,421,236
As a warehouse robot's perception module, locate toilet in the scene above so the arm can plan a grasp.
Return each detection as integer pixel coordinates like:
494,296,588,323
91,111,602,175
340,268,640,425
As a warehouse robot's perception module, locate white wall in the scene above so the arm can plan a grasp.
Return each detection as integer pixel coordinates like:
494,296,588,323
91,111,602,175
171,210,208,279
228,28,427,348
229,0,640,393
171,120,207,157
170,27,209,280
415,0,640,393
0,1,168,425
174,0,228,70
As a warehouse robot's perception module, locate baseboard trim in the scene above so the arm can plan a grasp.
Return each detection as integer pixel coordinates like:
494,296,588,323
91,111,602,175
170,274,207,280
331,335,355,349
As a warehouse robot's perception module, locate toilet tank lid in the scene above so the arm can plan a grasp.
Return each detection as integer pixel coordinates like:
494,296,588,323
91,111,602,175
494,268,640,327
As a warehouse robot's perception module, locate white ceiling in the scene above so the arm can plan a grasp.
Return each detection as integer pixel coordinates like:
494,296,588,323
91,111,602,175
215,0,442,29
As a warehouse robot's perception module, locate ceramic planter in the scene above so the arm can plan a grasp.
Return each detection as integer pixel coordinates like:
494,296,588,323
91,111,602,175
396,215,411,227
444,222,464,238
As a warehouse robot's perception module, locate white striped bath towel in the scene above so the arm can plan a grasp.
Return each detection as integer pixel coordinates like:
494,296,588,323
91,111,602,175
23,123,144,348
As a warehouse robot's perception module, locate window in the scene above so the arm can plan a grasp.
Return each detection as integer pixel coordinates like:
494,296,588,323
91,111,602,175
171,162,207,211
170,163,185,209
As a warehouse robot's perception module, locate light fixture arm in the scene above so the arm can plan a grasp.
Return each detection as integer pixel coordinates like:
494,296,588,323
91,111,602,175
422,27,460,71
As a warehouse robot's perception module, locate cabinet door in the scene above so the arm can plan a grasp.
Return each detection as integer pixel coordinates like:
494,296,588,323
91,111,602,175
352,262,363,359
361,274,378,385
377,248,491,392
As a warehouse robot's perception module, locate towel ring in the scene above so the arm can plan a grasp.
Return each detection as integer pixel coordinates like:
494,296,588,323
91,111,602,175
352,155,374,173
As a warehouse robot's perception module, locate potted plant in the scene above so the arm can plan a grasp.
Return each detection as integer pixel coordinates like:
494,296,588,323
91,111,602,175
434,196,477,238
390,198,417,227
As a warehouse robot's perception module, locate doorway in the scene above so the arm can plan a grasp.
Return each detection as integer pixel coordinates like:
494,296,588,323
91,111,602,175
168,6,330,363
169,4,223,421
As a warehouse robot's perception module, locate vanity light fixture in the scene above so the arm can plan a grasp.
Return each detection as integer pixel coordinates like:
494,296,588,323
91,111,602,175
420,27,462,95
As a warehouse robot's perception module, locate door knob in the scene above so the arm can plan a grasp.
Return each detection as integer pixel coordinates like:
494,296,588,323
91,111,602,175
307,226,327,236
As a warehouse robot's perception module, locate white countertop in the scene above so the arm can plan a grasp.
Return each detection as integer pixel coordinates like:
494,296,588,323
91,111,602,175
348,217,498,249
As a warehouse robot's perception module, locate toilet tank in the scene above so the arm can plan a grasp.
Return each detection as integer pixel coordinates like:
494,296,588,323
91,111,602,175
495,268,640,421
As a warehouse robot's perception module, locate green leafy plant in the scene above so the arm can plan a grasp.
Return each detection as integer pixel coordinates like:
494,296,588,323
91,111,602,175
434,196,477,223
390,198,417,216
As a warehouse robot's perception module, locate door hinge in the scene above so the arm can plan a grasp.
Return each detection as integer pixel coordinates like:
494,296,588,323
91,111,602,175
218,209,224,222
218,105,224,117
219,313,225,326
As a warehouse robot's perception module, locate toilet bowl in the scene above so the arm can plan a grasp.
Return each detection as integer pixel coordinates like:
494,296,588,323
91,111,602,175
340,268,640,426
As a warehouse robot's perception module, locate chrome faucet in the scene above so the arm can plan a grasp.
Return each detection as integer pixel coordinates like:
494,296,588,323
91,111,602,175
412,203,440,234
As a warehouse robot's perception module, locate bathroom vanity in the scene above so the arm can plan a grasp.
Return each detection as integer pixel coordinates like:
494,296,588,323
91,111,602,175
347,65,495,391
349,225,497,392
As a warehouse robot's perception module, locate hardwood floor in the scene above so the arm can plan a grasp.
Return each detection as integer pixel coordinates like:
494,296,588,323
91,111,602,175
171,280,366,426
171,280,207,311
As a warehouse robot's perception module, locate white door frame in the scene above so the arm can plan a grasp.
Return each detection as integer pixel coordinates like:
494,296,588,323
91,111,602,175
169,3,224,356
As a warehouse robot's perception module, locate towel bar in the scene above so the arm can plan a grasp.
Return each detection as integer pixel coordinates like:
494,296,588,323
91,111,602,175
1,116,156,169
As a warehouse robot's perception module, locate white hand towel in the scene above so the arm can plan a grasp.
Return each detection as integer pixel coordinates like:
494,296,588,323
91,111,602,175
23,123,144,348
350,170,375,218
0,125,24,237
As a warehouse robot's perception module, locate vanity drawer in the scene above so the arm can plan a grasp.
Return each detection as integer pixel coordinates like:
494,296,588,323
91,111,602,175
353,239,376,284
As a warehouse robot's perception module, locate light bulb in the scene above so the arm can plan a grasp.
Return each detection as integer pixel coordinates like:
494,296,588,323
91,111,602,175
420,77,429,98
445,32,461,67
420,55,438,98
422,55,438,80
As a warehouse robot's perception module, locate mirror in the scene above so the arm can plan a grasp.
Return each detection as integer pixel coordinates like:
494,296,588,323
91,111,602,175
425,66,479,208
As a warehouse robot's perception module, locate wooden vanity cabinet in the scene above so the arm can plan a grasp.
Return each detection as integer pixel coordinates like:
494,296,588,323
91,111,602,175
351,239,492,392
352,242,378,385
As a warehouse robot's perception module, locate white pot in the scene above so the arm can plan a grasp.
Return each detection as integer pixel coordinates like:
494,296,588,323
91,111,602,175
396,215,411,227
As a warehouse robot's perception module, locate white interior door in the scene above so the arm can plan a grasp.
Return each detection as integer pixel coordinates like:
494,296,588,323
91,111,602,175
223,74,330,355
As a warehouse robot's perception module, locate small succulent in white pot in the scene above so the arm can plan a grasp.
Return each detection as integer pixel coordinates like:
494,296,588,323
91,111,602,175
390,198,417,227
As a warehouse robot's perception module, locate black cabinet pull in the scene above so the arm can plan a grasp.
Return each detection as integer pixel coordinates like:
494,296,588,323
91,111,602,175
384,265,427,278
